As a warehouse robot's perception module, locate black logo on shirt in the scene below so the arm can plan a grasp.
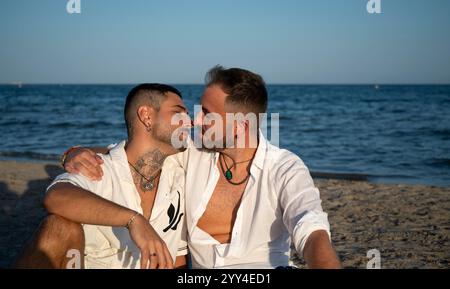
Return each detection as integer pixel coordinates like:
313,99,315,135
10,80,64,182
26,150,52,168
163,190,183,232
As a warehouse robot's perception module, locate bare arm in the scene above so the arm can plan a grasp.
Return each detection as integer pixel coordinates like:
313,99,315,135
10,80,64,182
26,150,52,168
44,182,174,269
303,230,342,269
63,145,189,181
44,182,135,227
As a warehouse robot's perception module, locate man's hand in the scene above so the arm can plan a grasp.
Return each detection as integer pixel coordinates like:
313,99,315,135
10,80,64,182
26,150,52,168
64,147,104,180
128,214,174,269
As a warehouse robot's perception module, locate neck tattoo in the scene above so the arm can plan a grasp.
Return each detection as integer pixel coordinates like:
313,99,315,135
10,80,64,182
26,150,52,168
128,149,167,192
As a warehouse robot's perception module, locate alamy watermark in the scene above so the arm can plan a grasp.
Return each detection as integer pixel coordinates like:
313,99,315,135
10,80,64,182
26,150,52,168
367,0,382,14
169,106,279,150
66,247,382,268
67,0,81,14
367,249,381,269
66,248,81,269
66,1,381,15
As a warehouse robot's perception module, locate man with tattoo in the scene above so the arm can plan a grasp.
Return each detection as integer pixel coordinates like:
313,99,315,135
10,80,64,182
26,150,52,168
58,66,342,269
13,84,190,269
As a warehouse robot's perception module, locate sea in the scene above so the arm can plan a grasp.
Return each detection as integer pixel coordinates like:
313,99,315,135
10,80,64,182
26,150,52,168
1,84,449,186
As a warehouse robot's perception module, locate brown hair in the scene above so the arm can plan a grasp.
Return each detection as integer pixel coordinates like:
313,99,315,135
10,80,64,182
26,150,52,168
205,65,268,114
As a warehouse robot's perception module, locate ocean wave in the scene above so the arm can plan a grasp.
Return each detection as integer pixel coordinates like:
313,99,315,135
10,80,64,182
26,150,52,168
48,121,121,129
426,158,450,168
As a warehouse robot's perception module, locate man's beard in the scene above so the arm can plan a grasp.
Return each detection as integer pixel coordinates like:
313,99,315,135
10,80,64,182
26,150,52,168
153,122,188,153
199,128,235,152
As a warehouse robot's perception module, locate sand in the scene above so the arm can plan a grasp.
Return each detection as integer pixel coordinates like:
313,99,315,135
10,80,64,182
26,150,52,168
0,160,449,268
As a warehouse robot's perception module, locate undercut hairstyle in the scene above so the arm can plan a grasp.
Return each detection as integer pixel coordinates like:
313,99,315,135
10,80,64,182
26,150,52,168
205,65,268,114
124,83,182,139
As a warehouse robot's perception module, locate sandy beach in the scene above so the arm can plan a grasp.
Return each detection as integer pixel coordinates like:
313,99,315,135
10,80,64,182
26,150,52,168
0,160,448,269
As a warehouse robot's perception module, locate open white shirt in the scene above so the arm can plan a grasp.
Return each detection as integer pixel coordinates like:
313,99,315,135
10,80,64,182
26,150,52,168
47,140,188,269
168,131,331,269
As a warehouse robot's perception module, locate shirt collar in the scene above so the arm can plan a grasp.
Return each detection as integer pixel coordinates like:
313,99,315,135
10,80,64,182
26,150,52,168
109,140,134,183
251,130,268,170
212,130,268,171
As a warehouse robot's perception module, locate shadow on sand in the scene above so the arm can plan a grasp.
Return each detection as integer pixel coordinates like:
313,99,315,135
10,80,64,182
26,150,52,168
0,164,64,268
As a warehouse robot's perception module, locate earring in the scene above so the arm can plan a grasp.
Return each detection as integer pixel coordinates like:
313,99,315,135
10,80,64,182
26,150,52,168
146,124,152,132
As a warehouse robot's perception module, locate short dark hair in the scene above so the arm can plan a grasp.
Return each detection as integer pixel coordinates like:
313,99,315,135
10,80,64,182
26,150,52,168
205,65,268,114
124,83,182,138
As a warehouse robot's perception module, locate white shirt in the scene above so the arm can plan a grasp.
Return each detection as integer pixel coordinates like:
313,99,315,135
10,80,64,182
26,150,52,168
169,131,330,269
47,140,188,269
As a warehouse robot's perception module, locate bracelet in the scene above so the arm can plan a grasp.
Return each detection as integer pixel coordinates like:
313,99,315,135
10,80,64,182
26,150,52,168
60,145,81,167
125,212,141,229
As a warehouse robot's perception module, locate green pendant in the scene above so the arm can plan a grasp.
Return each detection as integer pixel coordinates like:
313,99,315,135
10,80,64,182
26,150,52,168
225,169,233,180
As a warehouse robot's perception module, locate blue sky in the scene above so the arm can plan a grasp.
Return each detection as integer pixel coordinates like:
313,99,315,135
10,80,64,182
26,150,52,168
0,0,449,84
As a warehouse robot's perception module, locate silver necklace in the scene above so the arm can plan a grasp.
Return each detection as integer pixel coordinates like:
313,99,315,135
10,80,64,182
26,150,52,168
128,161,160,191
